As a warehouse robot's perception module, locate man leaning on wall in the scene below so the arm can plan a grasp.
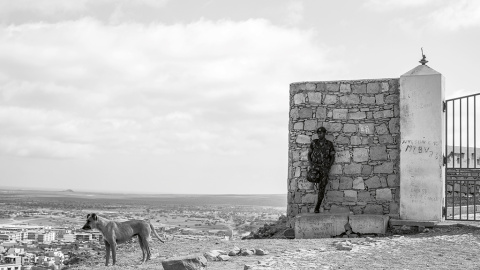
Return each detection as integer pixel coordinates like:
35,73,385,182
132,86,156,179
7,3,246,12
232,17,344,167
307,127,336,213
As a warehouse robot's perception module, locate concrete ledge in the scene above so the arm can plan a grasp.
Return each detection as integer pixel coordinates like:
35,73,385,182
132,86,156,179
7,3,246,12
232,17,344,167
389,219,437,227
295,213,349,238
349,215,389,234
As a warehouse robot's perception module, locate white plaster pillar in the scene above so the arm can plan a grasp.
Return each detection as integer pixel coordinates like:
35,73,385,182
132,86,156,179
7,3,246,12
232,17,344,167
399,65,445,221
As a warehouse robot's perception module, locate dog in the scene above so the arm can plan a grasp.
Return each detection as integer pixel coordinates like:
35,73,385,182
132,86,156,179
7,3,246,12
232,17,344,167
82,213,164,266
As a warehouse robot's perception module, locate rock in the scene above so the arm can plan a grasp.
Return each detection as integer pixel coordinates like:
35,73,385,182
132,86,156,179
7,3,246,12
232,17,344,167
162,254,207,270
241,248,255,256
283,228,295,239
228,246,241,256
217,255,230,261
204,250,226,261
255,249,269,255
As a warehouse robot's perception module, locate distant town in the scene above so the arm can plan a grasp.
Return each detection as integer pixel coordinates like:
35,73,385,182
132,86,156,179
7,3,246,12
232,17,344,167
0,189,285,269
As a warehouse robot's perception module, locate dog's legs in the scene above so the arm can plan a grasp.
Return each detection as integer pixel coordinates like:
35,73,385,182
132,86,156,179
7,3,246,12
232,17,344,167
144,237,151,261
111,241,117,265
104,241,111,266
138,236,146,263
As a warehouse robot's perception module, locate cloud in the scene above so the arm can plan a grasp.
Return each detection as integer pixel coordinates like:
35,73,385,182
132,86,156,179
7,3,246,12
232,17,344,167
363,0,436,11
0,0,170,25
0,18,342,159
366,0,480,31
428,0,480,31
285,0,304,25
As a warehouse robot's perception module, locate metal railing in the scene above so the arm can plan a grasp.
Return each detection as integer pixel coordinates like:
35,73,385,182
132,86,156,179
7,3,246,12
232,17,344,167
445,94,480,221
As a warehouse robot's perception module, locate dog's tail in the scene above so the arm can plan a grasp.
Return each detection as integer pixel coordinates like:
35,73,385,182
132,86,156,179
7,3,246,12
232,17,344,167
149,223,165,243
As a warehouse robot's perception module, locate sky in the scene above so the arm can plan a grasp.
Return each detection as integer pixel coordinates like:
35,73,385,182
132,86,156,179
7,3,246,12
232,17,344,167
0,0,479,194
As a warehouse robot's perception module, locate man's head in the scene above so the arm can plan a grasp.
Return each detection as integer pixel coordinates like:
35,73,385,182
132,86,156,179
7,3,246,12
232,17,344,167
317,127,327,139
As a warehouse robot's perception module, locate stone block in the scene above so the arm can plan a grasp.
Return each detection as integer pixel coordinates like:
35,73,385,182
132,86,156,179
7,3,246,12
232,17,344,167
316,83,326,91
370,145,387,161
294,167,301,177
298,108,313,118
376,188,392,201
379,135,393,144
293,122,303,130
326,83,340,92
294,93,305,104
351,136,362,145
340,84,351,93
375,94,384,104
336,150,351,163
306,83,316,90
389,219,437,227
333,109,348,120
335,135,349,145
289,179,297,190
361,96,376,104
340,95,360,105
326,191,344,202
344,163,362,175
358,123,374,135
323,94,337,105
353,177,365,190
302,193,317,204
385,94,399,104
362,165,372,175
375,123,389,135
389,202,399,214
348,112,366,120
300,150,309,161
358,191,372,202
296,135,311,144
343,124,357,133
294,191,303,203
389,118,399,134
387,174,398,187
349,215,389,234
324,122,343,132
381,82,390,92
367,83,381,93
330,179,339,190
352,84,366,93
162,254,207,270
380,176,387,187
344,190,357,201
308,92,322,104
290,108,299,119
374,162,394,174
316,107,327,120
294,213,349,238
363,204,384,215
304,120,318,131
353,148,369,162
365,176,381,189
330,205,350,213
339,177,353,189
330,164,343,175
298,178,314,190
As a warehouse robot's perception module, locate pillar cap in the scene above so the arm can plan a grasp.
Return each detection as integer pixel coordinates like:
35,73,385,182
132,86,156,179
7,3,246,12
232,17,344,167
401,65,440,77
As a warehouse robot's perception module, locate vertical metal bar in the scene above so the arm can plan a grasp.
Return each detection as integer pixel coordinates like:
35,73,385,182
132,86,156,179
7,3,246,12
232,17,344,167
460,99,463,169
445,100,448,219
473,96,478,220
453,100,456,169
467,97,470,219
468,97,470,168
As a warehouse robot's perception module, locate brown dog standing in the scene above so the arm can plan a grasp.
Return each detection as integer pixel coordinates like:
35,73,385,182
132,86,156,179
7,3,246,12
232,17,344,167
82,213,164,266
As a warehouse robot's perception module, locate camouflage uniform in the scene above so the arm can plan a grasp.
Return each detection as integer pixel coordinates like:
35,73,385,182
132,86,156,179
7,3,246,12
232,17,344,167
308,138,335,212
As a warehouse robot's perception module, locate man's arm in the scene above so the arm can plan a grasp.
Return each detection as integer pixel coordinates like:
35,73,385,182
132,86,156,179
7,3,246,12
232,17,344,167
308,142,314,163
329,142,335,167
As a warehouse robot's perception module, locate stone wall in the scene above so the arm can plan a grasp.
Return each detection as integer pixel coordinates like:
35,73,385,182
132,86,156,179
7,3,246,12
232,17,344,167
287,79,401,226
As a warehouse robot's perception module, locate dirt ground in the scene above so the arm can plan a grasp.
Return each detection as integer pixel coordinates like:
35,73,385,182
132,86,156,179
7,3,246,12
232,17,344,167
67,222,480,270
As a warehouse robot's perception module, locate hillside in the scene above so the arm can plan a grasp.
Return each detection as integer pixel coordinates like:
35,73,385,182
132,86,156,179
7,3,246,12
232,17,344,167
66,223,480,270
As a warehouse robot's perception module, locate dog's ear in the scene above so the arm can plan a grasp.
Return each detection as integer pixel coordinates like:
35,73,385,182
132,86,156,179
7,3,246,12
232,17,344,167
92,213,98,221
87,214,90,219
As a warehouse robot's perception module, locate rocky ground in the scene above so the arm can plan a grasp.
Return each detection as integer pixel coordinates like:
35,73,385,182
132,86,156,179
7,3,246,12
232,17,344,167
65,222,480,270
